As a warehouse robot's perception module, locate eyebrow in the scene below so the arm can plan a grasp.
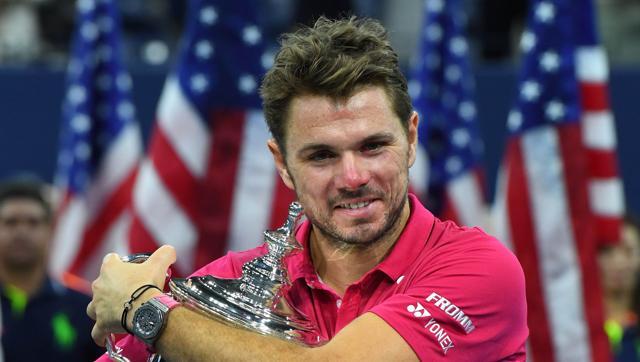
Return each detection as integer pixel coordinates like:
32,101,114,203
296,132,397,157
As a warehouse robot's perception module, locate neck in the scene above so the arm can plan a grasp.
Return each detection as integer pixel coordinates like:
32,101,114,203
310,199,410,296
604,289,634,325
0,263,46,296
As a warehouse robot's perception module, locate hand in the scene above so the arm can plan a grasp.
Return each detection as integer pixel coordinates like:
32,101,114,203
86,245,176,346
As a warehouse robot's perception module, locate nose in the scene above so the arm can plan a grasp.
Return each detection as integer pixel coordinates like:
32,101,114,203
336,152,370,191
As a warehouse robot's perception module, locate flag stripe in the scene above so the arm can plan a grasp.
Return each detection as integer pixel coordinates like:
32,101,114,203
575,46,608,82
506,138,555,362
158,78,211,178
228,110,276,252
556,124,609,362
446,168,487,227
579,83,608,110
582,111,616,150
589,178,625,216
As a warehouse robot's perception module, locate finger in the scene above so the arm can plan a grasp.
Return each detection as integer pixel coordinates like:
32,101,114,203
91,323,107,347
147,244,177,269
87,300,96,320
102,252,121,265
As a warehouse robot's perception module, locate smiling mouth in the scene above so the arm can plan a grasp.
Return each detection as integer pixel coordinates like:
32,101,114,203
337,200,373,209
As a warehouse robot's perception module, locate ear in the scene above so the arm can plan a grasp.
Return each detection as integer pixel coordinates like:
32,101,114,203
267,139,295,190
407,111,419,167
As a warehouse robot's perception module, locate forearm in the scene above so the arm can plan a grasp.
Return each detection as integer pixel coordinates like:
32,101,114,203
154,307,315,361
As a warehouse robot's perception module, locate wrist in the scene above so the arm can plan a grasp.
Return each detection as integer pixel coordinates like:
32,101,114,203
126,288,163,331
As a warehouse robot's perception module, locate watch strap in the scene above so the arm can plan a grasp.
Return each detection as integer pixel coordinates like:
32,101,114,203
153,293,180,310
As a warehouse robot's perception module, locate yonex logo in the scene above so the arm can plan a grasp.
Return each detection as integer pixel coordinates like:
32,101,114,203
407,302,431,318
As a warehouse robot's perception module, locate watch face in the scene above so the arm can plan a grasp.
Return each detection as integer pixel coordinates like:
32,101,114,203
134,305,164,339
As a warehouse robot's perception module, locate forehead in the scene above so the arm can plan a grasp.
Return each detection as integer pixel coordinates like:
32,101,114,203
0,198,47,218
285,86,401,146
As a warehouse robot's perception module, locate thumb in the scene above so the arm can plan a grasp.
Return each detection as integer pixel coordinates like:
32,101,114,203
147,244,177,269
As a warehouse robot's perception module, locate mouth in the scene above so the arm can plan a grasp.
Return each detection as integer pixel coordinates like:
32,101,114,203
336,200,373,210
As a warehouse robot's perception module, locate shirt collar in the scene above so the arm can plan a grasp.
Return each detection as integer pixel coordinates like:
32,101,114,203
285,194,435,283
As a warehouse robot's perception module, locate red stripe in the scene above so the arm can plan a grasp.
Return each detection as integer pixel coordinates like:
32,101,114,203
585,149,620,178
557,123,611,362
129,215,163,256
441,193,460,226
68,166,138,275
195,109,246,270
148,124,201,222
268,174,297,230
579,83,609,111
505,138,556,362
595,216,623,246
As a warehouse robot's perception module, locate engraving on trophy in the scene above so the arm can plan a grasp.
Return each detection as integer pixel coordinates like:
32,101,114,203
169,201,323,346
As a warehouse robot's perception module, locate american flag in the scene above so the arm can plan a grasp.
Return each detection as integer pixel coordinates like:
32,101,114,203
50,0,142,283
408,0,488,228
128,0,295,275
492,0,623,360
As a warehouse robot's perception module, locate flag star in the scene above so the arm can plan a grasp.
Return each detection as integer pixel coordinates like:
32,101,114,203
520,80,541,101
68,85,87,104
449,36,468,56
71,114,91,133
238,74,257,94
507,110,523,131
117,101,135,119
427,0,444,13
445,157,463,175
535,2,556,23
426,24,442,41
78,0,95,13
520,30,536,53
539,51,560,72
191,74,209,93
243,25,262,45
116,73,132,91
261,50,275,69
451,128,471,148
545,100,565,121
81,22,99,41
200,6,218,25
195,40,214,59
408,80,421,99
75,142,91,160
445,65,461,83
458,101,476,121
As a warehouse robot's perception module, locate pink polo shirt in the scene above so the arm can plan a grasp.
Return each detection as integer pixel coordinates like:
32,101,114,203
98,194,527,361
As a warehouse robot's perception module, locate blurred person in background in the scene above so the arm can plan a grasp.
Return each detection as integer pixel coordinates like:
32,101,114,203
0,179,102,361
597,0,640,64
599,215,640,362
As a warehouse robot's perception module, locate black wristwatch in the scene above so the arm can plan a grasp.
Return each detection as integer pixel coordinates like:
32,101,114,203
131,295,178,347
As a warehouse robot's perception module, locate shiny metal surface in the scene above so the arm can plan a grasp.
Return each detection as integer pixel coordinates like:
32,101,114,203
170,201,324,346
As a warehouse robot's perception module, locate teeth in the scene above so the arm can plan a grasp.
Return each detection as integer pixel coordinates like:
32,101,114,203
341,201,370,209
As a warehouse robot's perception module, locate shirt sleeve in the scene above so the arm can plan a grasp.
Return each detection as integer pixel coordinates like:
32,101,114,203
94,335,150,362
369,232,528,361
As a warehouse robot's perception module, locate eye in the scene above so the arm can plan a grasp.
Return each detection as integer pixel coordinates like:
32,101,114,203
308,150,335,162
361,142,384,153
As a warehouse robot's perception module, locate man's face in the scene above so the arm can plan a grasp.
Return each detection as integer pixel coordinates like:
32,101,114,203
269,86,418,247
598,223,640,294
0,198,51,271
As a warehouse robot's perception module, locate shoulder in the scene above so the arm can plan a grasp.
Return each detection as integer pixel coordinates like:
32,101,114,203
190,243,269,278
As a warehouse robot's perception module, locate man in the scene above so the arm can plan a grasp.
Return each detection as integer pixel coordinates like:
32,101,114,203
0,180,102,361
89,17,528,361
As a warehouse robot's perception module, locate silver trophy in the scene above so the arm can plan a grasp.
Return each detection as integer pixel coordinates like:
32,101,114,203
169,201,323,346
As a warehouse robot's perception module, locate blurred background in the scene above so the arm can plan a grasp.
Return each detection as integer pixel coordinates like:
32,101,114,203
0,0,638,211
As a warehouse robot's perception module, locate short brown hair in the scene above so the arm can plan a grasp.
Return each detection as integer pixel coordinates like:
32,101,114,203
260,16,413,152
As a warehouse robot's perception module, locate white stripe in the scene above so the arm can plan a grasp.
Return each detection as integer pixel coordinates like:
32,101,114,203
157,77,211,178
228,111,276,252
491,165,514,251
84,123,142,220
576,46,608,83
49,198,88,277
78,211,133,280
522,126,591,362
447,172,488,229
133,160,197,272
582,111,616,150
409,143,429,201
589,178,625,216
